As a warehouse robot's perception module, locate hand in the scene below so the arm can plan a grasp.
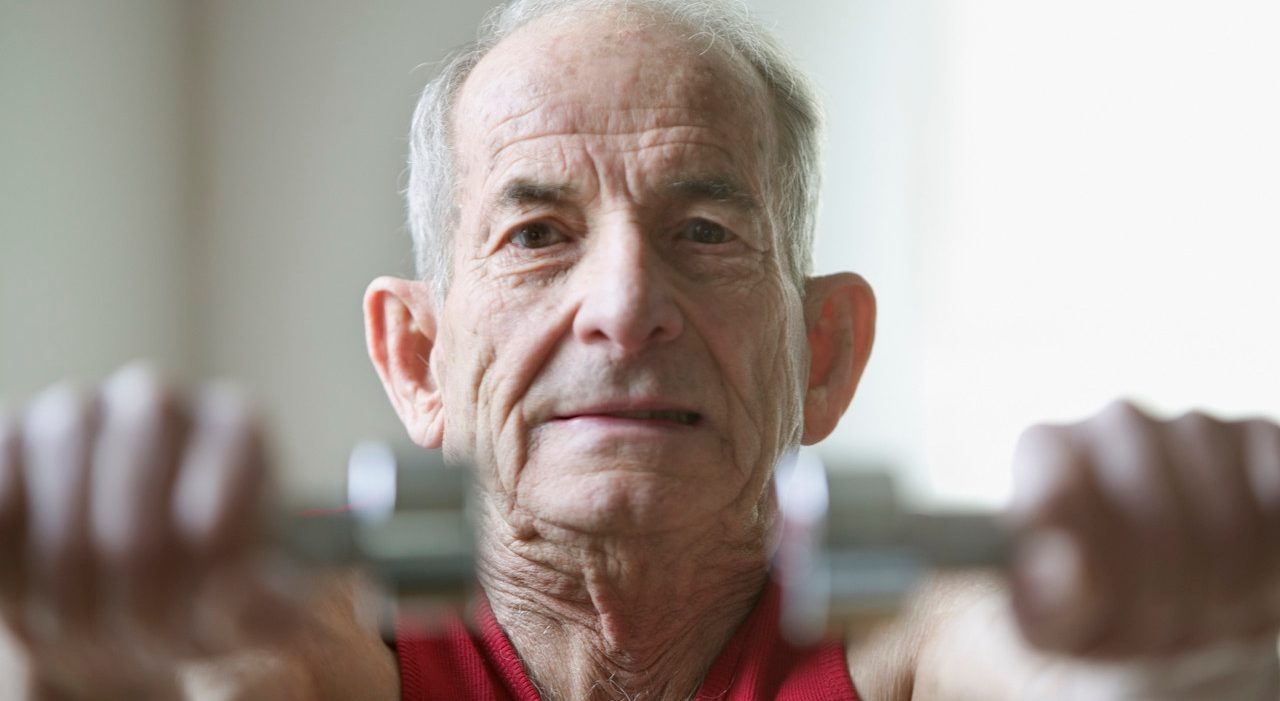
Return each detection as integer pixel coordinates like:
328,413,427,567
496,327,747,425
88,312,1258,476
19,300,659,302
1009,400,1280,657
0,364,298,696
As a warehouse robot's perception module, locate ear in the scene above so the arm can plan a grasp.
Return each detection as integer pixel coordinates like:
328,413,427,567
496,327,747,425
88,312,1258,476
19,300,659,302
800,273,877,445
364,276,444,448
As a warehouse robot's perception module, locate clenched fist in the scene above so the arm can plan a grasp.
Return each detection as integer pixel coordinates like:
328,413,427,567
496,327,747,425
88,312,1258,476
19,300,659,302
0,364,299,696
1010,400,1280,657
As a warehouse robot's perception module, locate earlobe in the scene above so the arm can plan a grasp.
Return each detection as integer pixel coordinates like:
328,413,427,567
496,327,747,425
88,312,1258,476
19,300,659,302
363,276,445,448
800,273,877,445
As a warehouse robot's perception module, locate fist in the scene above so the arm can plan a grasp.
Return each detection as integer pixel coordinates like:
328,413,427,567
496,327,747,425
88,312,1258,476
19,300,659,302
1010,400,1280,657
0,364,296,694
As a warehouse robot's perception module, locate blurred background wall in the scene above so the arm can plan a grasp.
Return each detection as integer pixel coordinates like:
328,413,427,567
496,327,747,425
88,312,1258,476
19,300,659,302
2,0,1277,507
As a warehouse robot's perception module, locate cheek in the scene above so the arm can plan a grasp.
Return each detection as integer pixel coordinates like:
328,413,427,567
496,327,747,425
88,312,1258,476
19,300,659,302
439,281,572,482
694,282,807,459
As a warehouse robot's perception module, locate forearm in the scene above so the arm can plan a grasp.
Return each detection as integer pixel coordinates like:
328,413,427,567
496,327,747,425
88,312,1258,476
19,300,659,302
1022,641,1279,701
847,573,1004,701
0,572,398,701
912,574,1280,701
0,630,183,701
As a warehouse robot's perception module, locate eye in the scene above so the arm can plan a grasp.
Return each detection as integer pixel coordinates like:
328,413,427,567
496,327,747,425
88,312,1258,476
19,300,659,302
509,222,566,249
680,218,735,245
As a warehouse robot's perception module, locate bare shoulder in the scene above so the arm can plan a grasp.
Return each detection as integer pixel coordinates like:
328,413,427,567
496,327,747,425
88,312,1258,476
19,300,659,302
847,572,1032,701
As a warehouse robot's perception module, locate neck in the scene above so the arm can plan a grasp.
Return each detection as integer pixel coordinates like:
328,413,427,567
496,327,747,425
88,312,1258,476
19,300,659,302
477,503,773,701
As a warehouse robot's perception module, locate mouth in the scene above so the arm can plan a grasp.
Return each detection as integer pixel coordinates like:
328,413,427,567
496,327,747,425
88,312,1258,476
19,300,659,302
595,409,701,426
555,408,703,427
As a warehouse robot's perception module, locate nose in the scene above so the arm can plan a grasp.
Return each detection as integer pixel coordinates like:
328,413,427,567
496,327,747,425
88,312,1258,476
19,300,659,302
571,225,684,352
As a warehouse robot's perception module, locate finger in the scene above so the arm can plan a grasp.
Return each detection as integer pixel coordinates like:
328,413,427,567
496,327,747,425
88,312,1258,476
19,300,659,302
90,364,189,638
1242,418,1280,616
1010,422,1076,526
173,384,272,561
1079,400,1198,654
172,384,291,651
21,383,98,638
0,405,28,626
1242,418,1280,536
1009,423,1122,653
1167,411,1267,641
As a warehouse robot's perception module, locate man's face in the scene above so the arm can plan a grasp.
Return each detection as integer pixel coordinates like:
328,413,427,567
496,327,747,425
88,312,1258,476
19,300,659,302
435,13,809,537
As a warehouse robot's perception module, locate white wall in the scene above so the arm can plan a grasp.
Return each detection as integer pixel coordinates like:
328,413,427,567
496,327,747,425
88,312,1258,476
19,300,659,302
753,0,1280,507
921,1,1280,505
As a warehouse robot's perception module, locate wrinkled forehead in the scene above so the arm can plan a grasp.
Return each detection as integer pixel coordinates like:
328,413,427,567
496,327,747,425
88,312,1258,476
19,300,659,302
452,9,776,178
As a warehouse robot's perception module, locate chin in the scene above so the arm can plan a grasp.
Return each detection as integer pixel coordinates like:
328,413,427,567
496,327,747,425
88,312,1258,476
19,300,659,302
522,468,728,536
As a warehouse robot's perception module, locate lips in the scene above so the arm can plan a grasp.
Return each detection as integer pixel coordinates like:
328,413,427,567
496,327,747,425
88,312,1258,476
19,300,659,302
554,406,703,426
595,409,701,425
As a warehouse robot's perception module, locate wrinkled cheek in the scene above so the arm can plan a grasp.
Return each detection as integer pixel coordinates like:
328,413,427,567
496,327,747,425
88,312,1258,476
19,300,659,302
438,336,498,484
477,385,529,498
772,294,810,441
739,324,807,481
777,334,808,445
439,342,533,507
747,365,803,468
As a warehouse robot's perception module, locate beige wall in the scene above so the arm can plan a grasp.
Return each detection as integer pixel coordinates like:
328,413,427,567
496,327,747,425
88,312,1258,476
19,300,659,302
190,1,499,501
186,0,935,502
1,0,194,392
2,0,913,503
2,1,502,503
5,1,1276,507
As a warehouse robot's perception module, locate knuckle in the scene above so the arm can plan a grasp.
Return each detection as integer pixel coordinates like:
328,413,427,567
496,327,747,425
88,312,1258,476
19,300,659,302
194,383,258,440
1100,398,1148,422
1171,409,1222,437
1015,423,1071,455
1013,424,1077,479
23,382,94,444
1012,424,1083,518
1092,398,1157,434
102,365,181,434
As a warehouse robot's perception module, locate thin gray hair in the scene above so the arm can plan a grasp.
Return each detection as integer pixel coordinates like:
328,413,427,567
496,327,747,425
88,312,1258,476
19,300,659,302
405,0,823,302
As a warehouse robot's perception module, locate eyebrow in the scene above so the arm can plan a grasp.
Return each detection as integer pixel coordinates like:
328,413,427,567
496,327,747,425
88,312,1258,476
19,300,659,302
489,176,759,211
663,177,759,211
495,180,576,209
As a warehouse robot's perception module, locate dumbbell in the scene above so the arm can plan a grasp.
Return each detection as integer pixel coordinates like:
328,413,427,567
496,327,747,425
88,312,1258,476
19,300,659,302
279,443,1010,638
774,448,1010,642
276,441,475,619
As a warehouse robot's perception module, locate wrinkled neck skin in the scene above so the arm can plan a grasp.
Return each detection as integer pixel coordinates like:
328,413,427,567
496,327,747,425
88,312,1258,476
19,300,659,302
477,493,775,701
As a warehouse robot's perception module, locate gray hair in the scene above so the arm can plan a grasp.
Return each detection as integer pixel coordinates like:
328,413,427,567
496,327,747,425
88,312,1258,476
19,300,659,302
406,0,823,301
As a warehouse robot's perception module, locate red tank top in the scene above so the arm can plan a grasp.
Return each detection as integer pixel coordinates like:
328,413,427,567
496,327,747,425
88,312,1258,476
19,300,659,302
395,582,860,700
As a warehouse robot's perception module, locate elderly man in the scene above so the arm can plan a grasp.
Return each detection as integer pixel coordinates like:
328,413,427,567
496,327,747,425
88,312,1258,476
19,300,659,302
3,0,1280,699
